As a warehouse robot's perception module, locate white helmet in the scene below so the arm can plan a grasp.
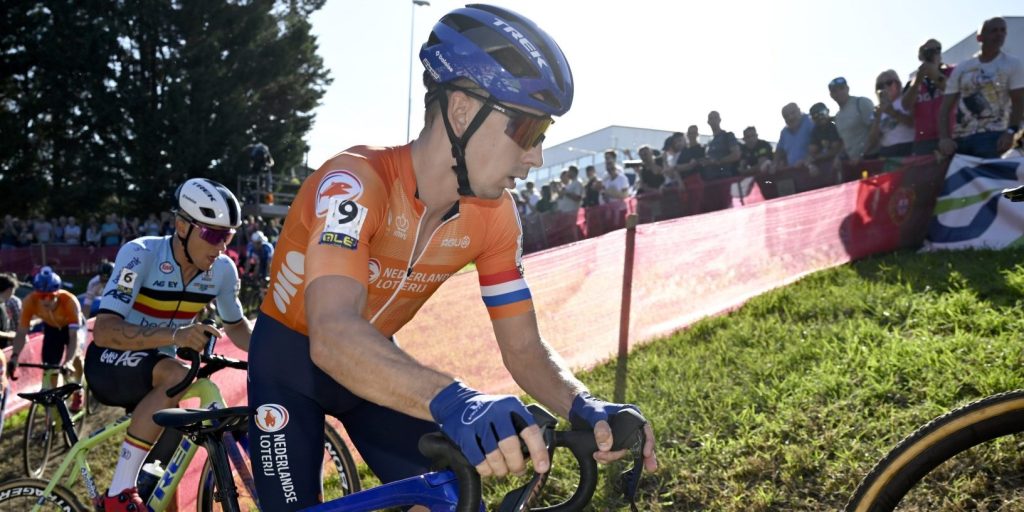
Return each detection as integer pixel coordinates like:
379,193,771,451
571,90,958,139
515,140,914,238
175,178,241,228
251,230,267,243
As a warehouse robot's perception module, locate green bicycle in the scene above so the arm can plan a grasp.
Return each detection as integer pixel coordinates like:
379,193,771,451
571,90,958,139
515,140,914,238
0,348,360,511
16,361,98,478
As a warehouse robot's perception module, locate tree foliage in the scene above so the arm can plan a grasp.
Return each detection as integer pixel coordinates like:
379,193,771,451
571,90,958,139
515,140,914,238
0,0,331,217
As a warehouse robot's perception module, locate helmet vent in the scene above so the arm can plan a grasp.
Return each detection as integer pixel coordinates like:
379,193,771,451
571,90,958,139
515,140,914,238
531,90,560,111
488,45,537,79
443,13,485,33
200,207,216,219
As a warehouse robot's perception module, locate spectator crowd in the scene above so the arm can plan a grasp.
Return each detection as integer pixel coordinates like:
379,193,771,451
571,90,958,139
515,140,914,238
2,18,1022,258
515,17,1023,220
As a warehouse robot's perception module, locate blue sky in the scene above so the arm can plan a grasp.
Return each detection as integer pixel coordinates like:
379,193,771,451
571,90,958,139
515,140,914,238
304,1,1022,168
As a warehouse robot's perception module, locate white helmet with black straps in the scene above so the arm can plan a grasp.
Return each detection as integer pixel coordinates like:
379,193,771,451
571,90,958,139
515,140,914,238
175,178,242,228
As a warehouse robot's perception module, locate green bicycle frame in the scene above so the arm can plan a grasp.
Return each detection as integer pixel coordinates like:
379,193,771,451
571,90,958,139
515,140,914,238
32,378,228,512
37,368,88,432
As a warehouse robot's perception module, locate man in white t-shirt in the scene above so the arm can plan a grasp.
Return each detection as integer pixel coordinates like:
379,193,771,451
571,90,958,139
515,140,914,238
520,181,540,215
600,150,630,210
939,17,1024,159
556,166,583,213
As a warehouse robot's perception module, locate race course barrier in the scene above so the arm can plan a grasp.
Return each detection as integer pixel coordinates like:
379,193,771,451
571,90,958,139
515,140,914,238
0,155,948,508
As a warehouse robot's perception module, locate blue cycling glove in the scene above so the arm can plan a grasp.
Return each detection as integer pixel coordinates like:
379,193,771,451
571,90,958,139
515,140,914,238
429,380,536,466
568,391,640,431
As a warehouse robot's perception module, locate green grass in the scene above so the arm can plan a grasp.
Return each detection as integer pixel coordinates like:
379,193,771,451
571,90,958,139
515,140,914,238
479,247,1024,511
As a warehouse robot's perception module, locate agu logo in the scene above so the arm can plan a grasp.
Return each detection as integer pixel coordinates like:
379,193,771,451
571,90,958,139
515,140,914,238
159,261,174,274
255,404,289,433
316,170,363,217
368,259,381,284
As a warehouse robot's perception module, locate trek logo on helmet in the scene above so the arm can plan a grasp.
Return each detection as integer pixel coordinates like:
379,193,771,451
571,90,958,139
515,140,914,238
491,18,549,70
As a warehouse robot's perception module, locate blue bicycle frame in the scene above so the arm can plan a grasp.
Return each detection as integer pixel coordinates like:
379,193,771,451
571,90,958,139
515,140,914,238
301,469,475,512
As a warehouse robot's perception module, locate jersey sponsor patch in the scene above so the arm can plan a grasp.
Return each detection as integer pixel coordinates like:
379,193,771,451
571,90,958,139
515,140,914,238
159,261,174,274
320,197,367,250
117,268,138,294
103,289,132,304
316,170,364,217
254,404,290,432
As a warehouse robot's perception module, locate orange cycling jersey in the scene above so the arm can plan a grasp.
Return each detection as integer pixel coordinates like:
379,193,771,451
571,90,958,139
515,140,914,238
261,144,533,337
20,289,82,330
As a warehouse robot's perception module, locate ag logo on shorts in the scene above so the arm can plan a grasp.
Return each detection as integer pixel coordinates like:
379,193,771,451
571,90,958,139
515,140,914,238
254,404,290,433
316,170,363,217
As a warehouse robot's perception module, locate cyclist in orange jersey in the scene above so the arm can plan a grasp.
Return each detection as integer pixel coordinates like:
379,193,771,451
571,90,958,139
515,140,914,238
247,5,657,510
9,267,85,397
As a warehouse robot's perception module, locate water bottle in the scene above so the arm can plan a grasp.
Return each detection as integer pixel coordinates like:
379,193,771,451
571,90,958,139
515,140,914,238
137,459,166,500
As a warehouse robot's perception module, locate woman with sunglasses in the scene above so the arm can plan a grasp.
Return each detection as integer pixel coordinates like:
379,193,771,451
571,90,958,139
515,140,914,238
245,5,657,511
84,178,253,511
867,69,915,158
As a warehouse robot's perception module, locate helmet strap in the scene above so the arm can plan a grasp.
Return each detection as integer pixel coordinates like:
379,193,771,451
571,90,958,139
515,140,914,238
176,223,197,266
437,89,495,197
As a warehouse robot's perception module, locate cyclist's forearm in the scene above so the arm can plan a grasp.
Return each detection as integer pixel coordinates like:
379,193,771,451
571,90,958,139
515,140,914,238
223,319,252,352
92,314,174,350
11,329,27,358
309,313,451,421
63,328,78,364
494,316,585,418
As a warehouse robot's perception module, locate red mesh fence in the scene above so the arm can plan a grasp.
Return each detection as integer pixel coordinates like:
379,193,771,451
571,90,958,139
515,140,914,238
0,155,948,508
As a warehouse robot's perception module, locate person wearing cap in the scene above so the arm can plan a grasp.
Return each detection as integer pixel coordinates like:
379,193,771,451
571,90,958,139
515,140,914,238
829,76,876,161
807,102,845,173
902,39,956,156
868,70,915,158
774,103,814,169
245,5,657,510
939,17,1024,159
738,126,773,175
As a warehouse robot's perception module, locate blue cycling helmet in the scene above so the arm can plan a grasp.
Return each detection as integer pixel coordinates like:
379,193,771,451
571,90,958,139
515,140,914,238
33,266,62,293
420,4,574,116
419,5,574,196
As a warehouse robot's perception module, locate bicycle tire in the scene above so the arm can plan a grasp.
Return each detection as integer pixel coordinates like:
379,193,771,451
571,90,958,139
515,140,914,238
196,422,361,511
846,389,1024,512
23,403,55,478
0,478,88,511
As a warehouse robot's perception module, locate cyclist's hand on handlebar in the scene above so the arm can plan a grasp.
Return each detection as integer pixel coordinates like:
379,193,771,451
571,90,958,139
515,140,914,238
569,391,658,472
430,381,550,478
173,322,222,353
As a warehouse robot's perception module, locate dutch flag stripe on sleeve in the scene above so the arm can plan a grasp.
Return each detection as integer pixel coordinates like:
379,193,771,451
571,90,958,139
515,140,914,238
479,269,533,318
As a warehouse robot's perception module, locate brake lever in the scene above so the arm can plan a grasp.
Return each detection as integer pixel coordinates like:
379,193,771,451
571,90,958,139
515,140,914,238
615,427,646,512
497,405,557,512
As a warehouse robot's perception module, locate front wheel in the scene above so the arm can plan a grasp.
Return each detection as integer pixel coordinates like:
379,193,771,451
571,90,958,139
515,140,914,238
23,403,55,478
846,389,1024,511
196,423,361,511
0,478,88,511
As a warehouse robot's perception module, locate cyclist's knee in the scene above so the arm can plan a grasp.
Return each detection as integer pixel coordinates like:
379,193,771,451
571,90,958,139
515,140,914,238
152,358,189,392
